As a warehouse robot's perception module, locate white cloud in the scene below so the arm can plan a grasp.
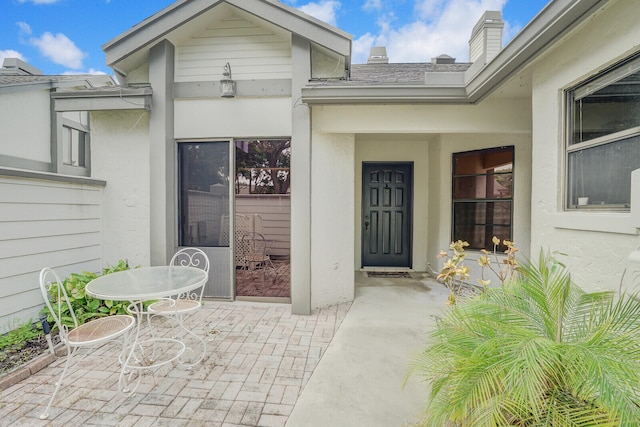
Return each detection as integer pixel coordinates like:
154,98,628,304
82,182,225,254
30,32,86,69
353,0,508,63
0,50,26,65
363,0,382,11
62,68,108,76
298,1,341,26
17,0,61,4
352,33,377,64
414,0,447,18
17,22,32,36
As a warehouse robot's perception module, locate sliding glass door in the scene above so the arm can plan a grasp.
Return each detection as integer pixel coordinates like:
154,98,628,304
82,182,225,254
177,140,232,298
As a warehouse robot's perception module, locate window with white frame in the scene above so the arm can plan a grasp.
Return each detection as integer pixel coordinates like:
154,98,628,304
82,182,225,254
56,112,91,176
566,54,640,210
62,124,87,167
452,146,514,250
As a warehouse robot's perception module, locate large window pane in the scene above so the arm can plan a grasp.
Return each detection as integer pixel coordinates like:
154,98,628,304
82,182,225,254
453,202,512,249
452,146,514,250
453,173,512,199
568,135,639,208
235,139,290,194
178,142,230,247
234,139,291,300
571,73,640,144
566,54,640,210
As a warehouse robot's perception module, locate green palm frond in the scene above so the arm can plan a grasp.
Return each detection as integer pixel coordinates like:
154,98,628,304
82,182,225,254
409,250,640,426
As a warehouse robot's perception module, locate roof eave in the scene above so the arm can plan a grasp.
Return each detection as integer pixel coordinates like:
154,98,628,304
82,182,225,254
466,0,609,102
0,75,115,95
104,0,351,70
302,0,610,106
302,85,469,105
0,81,55,95
52,87,152,111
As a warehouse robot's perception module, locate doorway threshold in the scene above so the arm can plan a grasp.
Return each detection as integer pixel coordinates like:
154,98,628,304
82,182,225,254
235,296,291,304
366,271,411,278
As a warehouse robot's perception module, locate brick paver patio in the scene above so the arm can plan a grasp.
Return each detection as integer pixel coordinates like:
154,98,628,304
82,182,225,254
0,300,351,426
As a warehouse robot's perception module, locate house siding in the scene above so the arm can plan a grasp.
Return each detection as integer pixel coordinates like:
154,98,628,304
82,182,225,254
0,176,103,333
310,98,533,296
175,10,292,82
530,0,640,294
90,110,151,268
311,132,355,309
485,27,502,61
0,89,50,164
174,98,291,138
469,34,484,63
236,195,291,257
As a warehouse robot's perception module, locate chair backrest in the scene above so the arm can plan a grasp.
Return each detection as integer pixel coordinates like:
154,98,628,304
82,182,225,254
170,248,210,301
39,267,78,341
240,232,269,257
170,248,210,273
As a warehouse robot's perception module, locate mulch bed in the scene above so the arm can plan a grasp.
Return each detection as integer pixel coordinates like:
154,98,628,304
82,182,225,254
0,333,58,377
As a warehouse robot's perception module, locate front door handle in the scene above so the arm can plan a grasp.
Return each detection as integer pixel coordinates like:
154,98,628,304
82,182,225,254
364,216,370,231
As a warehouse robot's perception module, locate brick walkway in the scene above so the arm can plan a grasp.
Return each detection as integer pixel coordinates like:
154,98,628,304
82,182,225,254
236,260,291,299
0,300,351,427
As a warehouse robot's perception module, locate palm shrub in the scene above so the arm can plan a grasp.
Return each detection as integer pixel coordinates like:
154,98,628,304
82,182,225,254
409,251,640,426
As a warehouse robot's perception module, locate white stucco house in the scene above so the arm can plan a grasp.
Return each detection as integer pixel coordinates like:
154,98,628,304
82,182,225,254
1,0,639,327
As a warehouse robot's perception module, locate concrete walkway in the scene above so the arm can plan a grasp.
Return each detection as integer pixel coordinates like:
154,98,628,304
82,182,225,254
286,273,449,427
0,274,448,426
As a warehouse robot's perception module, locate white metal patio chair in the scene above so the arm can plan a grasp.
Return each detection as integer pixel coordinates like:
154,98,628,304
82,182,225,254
239,231,278,284
38,267,135,420
146,248,209,367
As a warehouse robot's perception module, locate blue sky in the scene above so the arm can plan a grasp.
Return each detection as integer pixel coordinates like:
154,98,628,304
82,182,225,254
0,0,549,76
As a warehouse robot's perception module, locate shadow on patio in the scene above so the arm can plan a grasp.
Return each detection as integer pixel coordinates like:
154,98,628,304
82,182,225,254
0,298,349,426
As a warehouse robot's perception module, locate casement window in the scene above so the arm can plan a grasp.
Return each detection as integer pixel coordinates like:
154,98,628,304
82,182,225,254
452,146,514,250
55,113,91,176
566,54,640,210
61,124,87,167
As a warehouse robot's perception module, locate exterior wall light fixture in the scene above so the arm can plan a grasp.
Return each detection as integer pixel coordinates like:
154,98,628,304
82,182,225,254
220,62,236,98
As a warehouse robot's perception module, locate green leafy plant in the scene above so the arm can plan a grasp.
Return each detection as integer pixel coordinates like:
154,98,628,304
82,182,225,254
409,251,640,426
41,260,134,329
0,320,42,352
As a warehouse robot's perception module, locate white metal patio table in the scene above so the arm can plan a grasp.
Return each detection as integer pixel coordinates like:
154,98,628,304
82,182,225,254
85,265,208,393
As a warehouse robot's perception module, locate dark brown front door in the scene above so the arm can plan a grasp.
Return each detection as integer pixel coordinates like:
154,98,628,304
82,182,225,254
362,162,413,267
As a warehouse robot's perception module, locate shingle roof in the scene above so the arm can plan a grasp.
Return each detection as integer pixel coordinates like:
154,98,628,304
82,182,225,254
0,74,97,86
341,62,471,85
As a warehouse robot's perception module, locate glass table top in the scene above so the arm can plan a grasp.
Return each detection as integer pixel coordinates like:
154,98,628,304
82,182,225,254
85,266,208,301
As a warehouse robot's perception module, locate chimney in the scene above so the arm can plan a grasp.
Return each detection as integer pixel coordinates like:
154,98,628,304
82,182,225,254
431,54,456,65
367,46,389,64
469,11,504,64
1,58,43,76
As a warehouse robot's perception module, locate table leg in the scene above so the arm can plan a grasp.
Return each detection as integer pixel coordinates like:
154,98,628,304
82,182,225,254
119,301,187,395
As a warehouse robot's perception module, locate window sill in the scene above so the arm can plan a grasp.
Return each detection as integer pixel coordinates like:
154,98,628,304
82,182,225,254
0,167,106,187
552,212,639,235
